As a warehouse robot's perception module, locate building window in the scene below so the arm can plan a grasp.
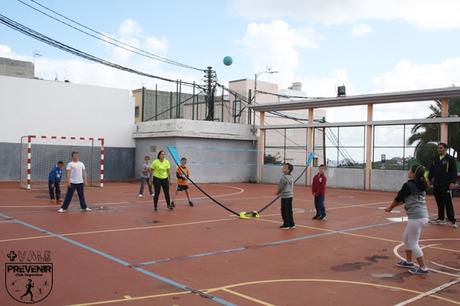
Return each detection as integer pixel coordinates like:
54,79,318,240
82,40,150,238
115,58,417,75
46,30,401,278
135,106,140,118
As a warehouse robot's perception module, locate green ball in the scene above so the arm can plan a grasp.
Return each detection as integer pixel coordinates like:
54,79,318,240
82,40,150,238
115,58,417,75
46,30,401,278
223,56,233,66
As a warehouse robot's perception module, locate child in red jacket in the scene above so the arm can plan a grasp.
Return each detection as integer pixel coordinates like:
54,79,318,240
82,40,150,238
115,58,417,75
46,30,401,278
312,164,327,220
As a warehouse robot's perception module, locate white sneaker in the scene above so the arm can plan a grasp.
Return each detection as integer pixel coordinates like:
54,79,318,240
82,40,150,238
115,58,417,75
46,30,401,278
449,222,458,229
82,207,92,212
138,194,143,198
57,208,66,213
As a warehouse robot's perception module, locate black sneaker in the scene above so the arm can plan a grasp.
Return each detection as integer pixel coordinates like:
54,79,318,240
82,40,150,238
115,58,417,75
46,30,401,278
168,205,174,210
188,201,194,207
320,216,328,221
280,225,290,230
396,260,415,268
312,216,319,220
170,202,175,208
154,207,158,211
409,267,429,275
429,219,446,225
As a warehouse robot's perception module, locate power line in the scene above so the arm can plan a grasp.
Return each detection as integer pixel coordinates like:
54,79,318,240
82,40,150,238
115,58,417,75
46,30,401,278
16,0,204,71
0,13,204,87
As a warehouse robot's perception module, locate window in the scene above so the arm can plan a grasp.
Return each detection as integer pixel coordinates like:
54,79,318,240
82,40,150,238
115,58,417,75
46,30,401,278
264,128,307,166
372,124,439,170
314,126,365,168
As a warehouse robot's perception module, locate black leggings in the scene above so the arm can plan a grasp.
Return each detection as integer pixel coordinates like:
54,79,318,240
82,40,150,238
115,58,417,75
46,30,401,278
281,198,295,227
48,181,61,200
433,186,456,223
153,177,170,208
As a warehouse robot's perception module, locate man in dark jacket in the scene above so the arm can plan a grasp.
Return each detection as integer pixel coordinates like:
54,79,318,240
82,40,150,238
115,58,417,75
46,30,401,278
428,143,457,228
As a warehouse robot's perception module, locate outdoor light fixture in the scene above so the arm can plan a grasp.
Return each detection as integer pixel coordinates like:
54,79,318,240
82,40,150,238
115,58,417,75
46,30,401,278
337,85,346,97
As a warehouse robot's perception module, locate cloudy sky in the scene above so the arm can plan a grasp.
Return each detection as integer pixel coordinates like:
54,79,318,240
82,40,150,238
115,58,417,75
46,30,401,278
1,0,460,123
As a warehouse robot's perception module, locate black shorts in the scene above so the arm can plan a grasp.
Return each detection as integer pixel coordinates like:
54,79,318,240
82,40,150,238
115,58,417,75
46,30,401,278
176,185,189,191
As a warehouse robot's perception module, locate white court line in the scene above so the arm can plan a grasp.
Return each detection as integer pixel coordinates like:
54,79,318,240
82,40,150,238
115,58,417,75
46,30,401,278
393,240,460,278
135,185,245,203
0,201,130,208
431,261,460,272
394,279,460,306
0,186,246,209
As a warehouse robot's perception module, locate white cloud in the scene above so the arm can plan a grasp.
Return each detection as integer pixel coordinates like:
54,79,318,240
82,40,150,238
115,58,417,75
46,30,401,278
297,69,354,98
373,58,460,92
110,37,141,63
146,36,168,55
0,44,12,56
242,20,321,87
98,19,169,64
0,19,198,91
118,18,142,37
351,24,373,37
232,0,460,30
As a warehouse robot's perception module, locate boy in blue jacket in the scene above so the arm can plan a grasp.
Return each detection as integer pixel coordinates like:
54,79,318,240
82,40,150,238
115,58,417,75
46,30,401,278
48,161,64,204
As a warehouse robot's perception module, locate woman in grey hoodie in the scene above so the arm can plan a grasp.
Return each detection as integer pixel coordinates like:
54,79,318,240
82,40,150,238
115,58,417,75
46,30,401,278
385,164,429,275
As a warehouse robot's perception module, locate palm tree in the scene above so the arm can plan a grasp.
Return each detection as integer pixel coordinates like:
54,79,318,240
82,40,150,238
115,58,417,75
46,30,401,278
407,98,460,161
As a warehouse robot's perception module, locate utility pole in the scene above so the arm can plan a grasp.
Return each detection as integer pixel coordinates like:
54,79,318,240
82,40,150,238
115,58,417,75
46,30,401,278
205,66,215,121
321,117,326,166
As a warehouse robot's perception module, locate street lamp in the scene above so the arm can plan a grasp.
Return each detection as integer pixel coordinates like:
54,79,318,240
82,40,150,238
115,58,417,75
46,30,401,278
253,68,279,105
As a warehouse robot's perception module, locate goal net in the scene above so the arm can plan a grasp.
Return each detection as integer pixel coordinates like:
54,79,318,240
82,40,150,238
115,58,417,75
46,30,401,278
19,135,104,189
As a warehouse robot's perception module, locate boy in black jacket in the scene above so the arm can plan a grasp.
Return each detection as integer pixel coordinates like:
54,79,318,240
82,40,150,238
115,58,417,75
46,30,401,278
428,143,458,228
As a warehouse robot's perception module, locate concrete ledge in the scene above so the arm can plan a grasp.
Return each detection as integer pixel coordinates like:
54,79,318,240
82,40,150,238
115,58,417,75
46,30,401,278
133,119,258,141
262,165,306,186
371,169,407,192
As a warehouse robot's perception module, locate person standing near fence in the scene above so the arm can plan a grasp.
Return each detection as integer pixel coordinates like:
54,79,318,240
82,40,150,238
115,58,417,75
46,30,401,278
151,150,172,211
138,156,153,198
58,151,92,213
428,142,457,228
48,161,64,204
312,164,327,220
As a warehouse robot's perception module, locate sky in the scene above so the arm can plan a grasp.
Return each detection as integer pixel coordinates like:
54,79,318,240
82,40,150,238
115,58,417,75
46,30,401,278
1,0,460,124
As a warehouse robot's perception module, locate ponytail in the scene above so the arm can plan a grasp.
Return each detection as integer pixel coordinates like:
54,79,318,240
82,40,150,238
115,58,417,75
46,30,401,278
411,164,428,190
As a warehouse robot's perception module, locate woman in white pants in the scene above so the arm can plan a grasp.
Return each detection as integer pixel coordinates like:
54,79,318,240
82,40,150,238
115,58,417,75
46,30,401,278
385,164,429,275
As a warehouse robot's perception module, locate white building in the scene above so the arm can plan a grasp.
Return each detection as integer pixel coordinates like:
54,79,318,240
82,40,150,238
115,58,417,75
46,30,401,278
0,75,136,181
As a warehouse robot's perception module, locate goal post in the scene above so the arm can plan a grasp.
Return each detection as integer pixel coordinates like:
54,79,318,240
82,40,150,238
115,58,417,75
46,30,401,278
19,135,104,190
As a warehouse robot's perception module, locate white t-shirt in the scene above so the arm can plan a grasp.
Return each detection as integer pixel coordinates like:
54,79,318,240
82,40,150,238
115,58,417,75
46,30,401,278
66,161,86,184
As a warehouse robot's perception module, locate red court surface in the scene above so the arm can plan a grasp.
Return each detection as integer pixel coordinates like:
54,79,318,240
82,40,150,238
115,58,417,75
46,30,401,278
0,182,459,306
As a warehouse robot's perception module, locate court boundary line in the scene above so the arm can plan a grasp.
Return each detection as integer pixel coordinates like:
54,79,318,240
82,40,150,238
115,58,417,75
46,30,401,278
221,288,275,306
136,220,397,267
260,218,460,263
0,197,399,244
0,212,236,306
206,279,460,305
394,279,460,306
393,239,460,278
69,278,460,306
0,217,238,243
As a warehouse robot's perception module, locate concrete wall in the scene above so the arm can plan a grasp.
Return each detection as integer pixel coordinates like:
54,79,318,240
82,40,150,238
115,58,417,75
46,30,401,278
264,166,406,191
262,165,306,186
0,142,20,181
264,166,364,189
0,57,34,79
134,119,258,183
316,167,365,189
135,137,256,183
0,142,134,182
0,75,136,181
371,169,407,192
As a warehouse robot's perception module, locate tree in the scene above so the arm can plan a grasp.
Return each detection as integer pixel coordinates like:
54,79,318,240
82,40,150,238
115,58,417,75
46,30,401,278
414,143,437,168
407,98,460,161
